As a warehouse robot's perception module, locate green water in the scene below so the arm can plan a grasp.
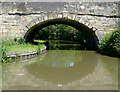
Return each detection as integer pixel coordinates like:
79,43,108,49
2,50,118,90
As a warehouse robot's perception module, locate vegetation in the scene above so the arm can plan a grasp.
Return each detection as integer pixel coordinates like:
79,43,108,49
0,38,46,63
34,24,88,50
34,40,46,44
0,41,9,62
98,28,120,57
34,24,87,45
7,44,43,54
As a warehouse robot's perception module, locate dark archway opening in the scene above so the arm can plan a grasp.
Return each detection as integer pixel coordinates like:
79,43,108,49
24,18,99,50
34,24,89,50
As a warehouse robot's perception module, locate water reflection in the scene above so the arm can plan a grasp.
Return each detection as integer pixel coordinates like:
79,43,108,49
35,50,84,68
2,50,118,90
45,40,85,50
25,50,98,84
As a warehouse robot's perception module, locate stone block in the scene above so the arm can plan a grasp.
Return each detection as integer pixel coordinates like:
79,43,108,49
72,15,76,20
48,14,54,20
76,16,81,22
34,19,40,24
79,18,85,24
37,15,44,22
62,12,68,18
67,14,72,20
25,23,32,29
88,24,93,29
58,14,63,18
43,15,48,20
85,22,90,26
52,13,58,19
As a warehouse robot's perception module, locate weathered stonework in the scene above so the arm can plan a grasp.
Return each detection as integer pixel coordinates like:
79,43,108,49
0,2,119,41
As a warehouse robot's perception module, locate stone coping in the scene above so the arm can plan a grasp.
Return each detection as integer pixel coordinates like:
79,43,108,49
7,47,46,59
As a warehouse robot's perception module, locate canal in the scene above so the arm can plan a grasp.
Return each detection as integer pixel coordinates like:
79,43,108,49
2,41,118,90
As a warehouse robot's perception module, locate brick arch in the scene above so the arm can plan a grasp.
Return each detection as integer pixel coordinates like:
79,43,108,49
24,18,99,50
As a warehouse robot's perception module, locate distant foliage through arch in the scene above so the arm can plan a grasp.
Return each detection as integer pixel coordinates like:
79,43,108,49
24,18,99,50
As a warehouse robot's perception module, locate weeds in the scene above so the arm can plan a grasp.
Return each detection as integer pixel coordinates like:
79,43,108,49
99,28,120,57
0,40,10,63
37,44,46,53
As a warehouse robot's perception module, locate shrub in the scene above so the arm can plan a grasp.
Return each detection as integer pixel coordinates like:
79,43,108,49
37,44,46,53
18,37,25,44
0,40,10,62
99,28,120,57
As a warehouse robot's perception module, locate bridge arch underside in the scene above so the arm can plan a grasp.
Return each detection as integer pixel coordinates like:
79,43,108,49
24,18,98,50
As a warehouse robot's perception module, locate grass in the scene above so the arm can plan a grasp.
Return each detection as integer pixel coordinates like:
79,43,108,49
0,38,46,63
34,40,46,44
7,44,45,54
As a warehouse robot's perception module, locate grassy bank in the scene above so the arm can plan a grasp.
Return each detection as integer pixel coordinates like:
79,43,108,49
98,28,120,57
7,44,45,54
0,38,46,63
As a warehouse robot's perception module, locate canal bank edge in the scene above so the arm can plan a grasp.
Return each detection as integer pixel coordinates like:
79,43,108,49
6,46,46,59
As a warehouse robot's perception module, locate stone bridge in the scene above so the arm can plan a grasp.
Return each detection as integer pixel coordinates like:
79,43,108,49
0,2,119,42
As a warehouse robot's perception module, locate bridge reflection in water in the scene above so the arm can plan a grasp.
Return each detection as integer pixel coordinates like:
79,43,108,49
2,50,118,90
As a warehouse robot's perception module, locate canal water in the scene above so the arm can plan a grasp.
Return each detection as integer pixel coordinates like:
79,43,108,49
1,41,119,90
